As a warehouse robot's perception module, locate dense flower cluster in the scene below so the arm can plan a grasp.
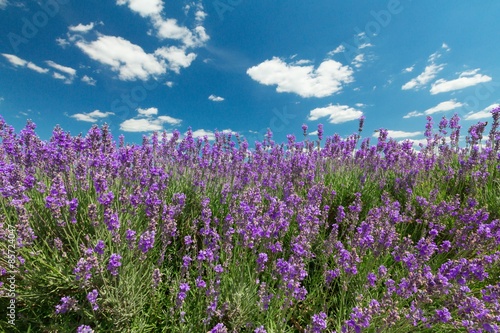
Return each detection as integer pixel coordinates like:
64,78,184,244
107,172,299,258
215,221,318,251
0,108,499,332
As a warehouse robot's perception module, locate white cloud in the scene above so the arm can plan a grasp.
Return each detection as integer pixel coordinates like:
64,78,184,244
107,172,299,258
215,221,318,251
157,115,182,125
76,35,167,81
46,60,77,77
308,104,363,124
0,97,4,102
403,65,414,73
402,63,444,90
402,45,450,91
247,57,354,98
424,99,463,115
154,46,197,73
352,54,365,69
116,0,164,17
2,53,27,66
26,62,49,74
2,53,49,74
153,17,209,47
56,37,70,48
430,69,492,95
165,81,174,87
328,45,345,55
373,130,423,139
403,111,424,119
208,95,224,102
190,129,215,141
464,104,500,120
120,118,164,132
120,108,182,132
71,110,114,122
52,72,72,83
0,0,7,9
82,75,96,85
137,107,158,117
69,22,95,33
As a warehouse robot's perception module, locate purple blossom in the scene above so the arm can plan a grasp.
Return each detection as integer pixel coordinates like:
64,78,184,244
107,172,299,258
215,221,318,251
152,268,162,289
76,325,94,333
55,296,78,314
94,240,105,255
138,230,155,254
209,323,228,333
196,276,207,289
87,289,99,311
254,326,267,333
107,253,122,276
307,312,327,332
435,307,452,323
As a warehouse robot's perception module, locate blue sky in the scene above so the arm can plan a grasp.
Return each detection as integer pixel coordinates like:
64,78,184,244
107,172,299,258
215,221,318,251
1,0,499,146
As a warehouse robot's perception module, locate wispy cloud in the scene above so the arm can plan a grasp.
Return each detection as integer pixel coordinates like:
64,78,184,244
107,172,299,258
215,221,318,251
45,60,77,83
403,99,463,118
247,57,354,98
464,103,500,120
81,75,96,85
120,107,182,132
0,0,7,10
71,110,114,122
402,44,449,91
208,94,224,102
430,69,492,95
403,111,424,119
2,53,49,74
373,130,423,139
424,99,463,115
308,104,363,124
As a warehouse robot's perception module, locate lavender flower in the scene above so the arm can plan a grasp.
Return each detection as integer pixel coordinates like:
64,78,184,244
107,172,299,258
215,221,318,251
107,253,122,276
94,240,105,255
209,323,228,333
306,312,327,332
87,289,99,311
76,325,94,333
55,296,78,314
138,230,155,254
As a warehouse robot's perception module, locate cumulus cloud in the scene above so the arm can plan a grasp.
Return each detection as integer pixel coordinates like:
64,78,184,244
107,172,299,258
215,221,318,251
430,69,492,95
208,95,224,102
190,129,215,141
76,35,166,81
71,110,114,122
69,22,95,33
308,104,363,124
247,57,354,98
120,107,182,132
116,0,164,17
154,46,197,73
464,104,500,120
424,99,463,115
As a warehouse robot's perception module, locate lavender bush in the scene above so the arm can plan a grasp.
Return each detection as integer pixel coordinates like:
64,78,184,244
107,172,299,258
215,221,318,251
0,108,499,332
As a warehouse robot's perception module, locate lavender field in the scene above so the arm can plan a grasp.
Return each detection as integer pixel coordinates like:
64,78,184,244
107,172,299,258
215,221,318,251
1,110,500,333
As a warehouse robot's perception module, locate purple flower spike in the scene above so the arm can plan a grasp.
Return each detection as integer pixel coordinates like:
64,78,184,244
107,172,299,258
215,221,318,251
107,253,122,276
87,289,99,311
76,325,94,333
